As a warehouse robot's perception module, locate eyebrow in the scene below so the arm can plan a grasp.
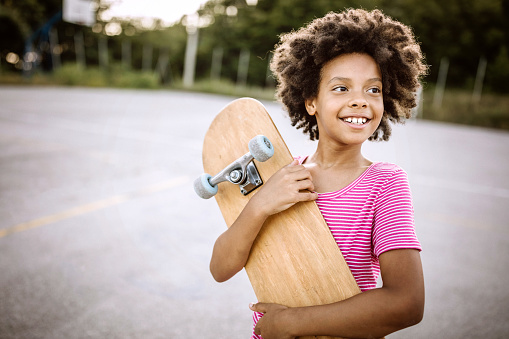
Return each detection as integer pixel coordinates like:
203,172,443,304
327,76,382,84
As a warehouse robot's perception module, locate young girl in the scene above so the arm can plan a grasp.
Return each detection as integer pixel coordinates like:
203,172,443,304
209,8,427,339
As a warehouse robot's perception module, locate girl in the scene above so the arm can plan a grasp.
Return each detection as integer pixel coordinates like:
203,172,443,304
210,8,427,339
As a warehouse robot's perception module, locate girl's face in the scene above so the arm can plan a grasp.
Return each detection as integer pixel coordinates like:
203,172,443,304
305,53,384,147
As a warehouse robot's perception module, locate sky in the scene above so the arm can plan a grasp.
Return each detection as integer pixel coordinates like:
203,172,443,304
104,0,209,25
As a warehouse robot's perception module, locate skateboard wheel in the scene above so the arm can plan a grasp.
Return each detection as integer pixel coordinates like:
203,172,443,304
249,135,274,162
194,173,218,199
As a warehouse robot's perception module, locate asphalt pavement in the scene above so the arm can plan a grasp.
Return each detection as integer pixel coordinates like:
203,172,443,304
0,86,508,338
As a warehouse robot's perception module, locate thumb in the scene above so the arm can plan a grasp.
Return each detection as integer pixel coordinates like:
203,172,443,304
285,159,299,168
249,302,267,313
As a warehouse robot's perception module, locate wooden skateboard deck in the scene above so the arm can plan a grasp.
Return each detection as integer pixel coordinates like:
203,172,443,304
200,98,361,339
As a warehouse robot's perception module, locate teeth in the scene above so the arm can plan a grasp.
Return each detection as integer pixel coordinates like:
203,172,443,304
343,117,368,125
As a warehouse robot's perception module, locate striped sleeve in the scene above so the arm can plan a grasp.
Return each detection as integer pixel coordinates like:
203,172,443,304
372,169,421,257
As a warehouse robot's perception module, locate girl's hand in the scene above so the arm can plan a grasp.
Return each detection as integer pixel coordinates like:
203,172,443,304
209,160,317,283
250,302,295,339
251,160,318,217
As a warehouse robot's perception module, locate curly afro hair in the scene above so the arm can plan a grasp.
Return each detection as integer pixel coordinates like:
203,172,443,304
270,8,427,141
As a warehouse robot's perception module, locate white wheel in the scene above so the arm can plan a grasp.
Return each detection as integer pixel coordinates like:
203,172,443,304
249,135,274,162
194,173,218,199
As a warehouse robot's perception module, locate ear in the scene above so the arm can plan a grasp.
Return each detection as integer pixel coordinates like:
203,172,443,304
305,98,317,116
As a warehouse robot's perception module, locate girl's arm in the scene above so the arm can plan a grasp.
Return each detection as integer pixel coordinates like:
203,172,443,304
210,160,318,282
250,248,424,339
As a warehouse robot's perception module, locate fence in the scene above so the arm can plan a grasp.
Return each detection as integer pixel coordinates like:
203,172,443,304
0,23,497,108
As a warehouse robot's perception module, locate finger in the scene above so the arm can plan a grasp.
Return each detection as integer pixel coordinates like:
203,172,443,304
284,164,307,175
284,166,313,182
249,302,267,313
298,191,319,201
286,159,300,168
295,169,314,182
293,188,318,202
295,178,315,192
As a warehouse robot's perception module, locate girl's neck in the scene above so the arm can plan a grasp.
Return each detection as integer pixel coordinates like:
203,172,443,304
308,141,371,169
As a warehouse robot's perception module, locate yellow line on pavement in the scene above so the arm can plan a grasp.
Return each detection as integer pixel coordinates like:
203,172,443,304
0,176,189,239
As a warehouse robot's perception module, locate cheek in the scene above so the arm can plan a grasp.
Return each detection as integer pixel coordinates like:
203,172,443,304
371,101,384,129
373,99,384,119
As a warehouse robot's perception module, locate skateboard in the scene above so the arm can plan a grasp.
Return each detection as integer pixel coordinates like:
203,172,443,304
195,98,361,339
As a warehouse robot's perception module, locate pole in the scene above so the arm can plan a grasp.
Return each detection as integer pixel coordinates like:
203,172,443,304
74,30,86,68
472,56,487,104
210,47,223,81
183,25,199,88
265,53,275,88
98,35,108,69
433,57,449,110
122,40,131,69
155,48,171,85
142,44,152,72
49,28,61,70
413,85,423,119
236,48,250,89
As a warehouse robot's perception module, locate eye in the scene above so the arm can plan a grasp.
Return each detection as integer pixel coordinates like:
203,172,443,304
367,87,381,94
333,86,348,92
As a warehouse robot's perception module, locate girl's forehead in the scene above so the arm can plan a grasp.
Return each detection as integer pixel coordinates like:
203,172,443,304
321,53,382,80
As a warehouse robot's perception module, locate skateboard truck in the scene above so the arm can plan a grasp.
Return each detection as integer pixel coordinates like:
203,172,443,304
194,135,274,199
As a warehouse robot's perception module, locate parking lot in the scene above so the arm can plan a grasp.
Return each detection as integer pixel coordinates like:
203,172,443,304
1,86,508,338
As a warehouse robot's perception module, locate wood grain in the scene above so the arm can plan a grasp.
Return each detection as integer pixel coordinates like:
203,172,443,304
202,98,361,339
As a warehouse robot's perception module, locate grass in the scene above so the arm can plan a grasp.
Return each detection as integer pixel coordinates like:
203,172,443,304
0,63,159,89
1,65,508,131
171,78,276,101
421,87,509,130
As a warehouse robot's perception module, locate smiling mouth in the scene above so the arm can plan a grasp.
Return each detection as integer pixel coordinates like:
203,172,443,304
341,117,370,125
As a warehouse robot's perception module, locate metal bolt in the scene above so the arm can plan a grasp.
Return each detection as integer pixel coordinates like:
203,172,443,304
230,169,242,183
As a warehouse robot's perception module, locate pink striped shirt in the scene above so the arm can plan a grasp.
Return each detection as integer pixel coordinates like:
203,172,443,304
251,160,421,338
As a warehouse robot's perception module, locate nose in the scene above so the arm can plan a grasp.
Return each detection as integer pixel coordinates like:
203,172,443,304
348,93,368,108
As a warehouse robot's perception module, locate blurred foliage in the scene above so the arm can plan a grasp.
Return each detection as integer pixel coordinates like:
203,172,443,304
172,78,277,100
22,62,159,88
1,0,507,132
0,0,61,33
422,87,509,130
190,0,509,92
0,0,61,60
1,0,508,96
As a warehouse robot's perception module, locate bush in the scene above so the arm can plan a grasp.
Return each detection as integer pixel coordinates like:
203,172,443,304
53,64,107,87
172,78,275,101
51,63,159,89
486,46,509,94
421,87,509,130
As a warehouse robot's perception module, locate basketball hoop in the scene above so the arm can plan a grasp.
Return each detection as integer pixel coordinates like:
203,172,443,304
63,0,95,27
